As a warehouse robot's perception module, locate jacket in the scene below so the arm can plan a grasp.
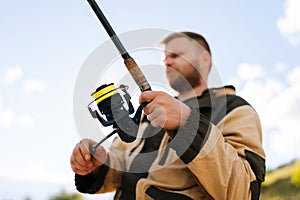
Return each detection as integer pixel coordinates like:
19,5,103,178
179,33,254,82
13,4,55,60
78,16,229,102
75,85,266,200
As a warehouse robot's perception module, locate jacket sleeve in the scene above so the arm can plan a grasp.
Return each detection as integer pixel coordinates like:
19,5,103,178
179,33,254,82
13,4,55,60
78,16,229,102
75,157,111,193
169,105,265,200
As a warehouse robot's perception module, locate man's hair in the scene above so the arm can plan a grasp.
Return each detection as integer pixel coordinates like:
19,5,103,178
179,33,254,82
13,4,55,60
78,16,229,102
161,31,211,55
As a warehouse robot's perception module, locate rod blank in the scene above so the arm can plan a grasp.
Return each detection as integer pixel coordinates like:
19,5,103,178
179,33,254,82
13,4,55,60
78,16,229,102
87,0,129,59
86,0,151,92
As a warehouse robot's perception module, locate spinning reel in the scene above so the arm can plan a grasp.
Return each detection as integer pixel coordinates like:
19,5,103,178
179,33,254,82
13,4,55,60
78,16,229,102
88,83,146,155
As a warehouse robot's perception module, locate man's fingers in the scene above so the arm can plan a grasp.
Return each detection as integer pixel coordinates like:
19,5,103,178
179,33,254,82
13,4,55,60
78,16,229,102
70,139,105,176
149,107,167,128
147,105,164,120
139,91,163,104
72,153,91,168
79,139,93,161
143,101,155,115
71,159,91,172
71,144,92,169
71,143,87,165
71,162,92,175
140,91,166,115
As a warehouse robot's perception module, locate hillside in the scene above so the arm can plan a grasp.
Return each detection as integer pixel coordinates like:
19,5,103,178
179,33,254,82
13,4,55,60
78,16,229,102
261,160,300,200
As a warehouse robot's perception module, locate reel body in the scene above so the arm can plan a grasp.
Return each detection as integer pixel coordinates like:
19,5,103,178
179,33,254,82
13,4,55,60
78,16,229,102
88,83,144,144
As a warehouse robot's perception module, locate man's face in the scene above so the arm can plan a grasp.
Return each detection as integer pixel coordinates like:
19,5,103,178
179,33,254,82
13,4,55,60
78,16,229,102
163,37,204,93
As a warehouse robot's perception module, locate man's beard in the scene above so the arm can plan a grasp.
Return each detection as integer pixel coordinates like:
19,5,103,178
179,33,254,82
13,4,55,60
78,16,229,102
168,67,201,93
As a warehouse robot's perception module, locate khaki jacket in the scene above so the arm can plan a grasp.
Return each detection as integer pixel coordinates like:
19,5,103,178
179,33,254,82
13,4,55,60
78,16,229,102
75,86,266,200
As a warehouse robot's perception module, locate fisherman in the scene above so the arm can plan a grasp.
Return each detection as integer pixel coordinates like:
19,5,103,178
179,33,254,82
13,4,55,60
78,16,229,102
70,31,266,199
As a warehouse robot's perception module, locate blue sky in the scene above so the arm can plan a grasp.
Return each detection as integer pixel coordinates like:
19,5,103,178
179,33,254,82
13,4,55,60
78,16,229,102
1,0,300,199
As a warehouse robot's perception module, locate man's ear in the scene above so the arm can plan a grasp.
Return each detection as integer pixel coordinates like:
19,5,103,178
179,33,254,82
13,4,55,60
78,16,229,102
200,51,211,78
202,51,211,65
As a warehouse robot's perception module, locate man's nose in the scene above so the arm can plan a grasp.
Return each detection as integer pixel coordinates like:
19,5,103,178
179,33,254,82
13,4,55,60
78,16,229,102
164,57,173,67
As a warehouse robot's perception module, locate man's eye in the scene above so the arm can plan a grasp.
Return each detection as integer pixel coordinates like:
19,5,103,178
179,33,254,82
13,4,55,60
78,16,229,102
171,53,179,58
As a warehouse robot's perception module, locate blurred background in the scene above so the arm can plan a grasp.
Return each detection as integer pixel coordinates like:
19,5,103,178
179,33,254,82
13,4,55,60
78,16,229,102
1,0,299,199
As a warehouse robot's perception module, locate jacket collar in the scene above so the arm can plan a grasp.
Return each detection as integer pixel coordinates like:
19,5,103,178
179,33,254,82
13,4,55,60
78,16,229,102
201,85,236,97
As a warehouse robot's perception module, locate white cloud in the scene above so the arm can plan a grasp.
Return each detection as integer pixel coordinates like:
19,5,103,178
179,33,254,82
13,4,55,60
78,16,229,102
269,123,300,161
239,79,284,110
277,0,300,45
0,96,3,108
22,80,46,94
287,66,300,85
0,109,13,128
16,115,35,128
0,112,36,129
2,66,23,85
234,65,300,168
237,63,263,81
275,62,286,72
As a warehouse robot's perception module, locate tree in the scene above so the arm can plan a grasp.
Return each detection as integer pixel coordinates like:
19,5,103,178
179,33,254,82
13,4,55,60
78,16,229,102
49,189,83,200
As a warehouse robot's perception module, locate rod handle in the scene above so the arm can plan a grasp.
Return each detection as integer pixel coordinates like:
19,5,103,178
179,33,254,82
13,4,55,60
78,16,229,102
124,57,151,92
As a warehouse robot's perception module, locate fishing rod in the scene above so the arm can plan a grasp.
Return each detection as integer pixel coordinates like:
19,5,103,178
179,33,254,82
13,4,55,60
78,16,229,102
85,0,151,154
86,0,151,92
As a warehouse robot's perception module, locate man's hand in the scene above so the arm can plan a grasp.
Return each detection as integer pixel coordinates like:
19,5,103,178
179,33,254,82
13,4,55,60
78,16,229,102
139,91,191,130
70,139,107,175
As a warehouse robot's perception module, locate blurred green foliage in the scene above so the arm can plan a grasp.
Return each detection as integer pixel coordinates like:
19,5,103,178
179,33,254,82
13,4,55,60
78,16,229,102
49,189,83,200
